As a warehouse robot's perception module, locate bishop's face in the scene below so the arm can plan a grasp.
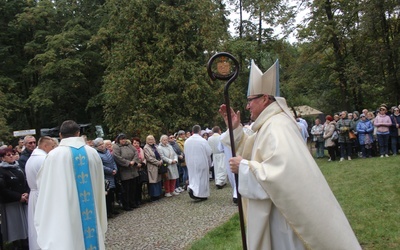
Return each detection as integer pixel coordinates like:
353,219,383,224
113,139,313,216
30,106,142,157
246,94,266,121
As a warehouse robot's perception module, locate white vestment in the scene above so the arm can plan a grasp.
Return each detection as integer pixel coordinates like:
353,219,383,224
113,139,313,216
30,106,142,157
223,98,361,250
184,134,212,198
208,133,227,186
297,121,309,143
217,134,237,199
35,137,107,250
25,148,47,250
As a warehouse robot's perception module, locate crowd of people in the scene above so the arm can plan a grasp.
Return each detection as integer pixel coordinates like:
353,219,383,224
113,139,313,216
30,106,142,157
0,59,375,249
0,121,238,249
1,103,393,249
307,104,400,161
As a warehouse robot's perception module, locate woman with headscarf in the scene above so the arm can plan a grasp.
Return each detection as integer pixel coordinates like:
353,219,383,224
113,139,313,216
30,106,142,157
0,148,29,249
112,133,142,211
157,135,180,197
93,138,119,218
143,135,163,201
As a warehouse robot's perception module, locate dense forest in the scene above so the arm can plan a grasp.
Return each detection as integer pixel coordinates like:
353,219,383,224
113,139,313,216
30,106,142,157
0,0,399,142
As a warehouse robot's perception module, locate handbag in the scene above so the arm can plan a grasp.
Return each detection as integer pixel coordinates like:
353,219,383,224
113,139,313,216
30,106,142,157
349,131,357,140
138,168,148,183
104,179,110,192
331,130,339,141
158,163,168,174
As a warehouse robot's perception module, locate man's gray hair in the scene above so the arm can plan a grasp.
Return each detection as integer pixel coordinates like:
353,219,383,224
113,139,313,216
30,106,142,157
24,135,35,144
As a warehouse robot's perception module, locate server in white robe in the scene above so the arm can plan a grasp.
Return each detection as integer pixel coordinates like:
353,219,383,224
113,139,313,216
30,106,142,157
25,136,57,250
35,120,107,250
220,60,361,250
184,125,212,199
207,126,227,189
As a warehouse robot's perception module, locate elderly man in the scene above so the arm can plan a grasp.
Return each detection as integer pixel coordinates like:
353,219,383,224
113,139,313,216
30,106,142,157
18,135,37,173
35,120,107,250
219,60,360,249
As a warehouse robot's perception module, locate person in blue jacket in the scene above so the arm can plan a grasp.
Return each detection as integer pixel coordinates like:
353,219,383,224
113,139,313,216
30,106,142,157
356,114,374,158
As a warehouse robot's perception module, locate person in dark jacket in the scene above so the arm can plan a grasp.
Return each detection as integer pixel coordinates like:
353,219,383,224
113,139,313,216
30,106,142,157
390,107,400,155
0,148,29,249
112,134,142,211
336,111,355,161
17,135,36,173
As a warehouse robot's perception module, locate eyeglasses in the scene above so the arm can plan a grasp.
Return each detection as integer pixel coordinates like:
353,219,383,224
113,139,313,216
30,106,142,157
27,141,36,145
395,109,399,112
246,94,264,104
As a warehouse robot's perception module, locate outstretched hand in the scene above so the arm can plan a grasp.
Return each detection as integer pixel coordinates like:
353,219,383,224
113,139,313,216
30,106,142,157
219,104,241,130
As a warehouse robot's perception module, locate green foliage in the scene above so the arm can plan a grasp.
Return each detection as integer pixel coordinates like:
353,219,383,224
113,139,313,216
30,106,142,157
189,157,400,250
0,0,399,143
290,0,400,112
100,0,229,140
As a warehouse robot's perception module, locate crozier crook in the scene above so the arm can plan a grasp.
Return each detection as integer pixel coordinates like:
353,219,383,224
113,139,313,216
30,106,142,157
207,52,247,250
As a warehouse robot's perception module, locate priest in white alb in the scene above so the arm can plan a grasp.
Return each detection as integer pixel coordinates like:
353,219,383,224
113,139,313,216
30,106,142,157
35,120,107,250
207,126,227,189
25,136,56,250
184,125,212,200
219,60,361,249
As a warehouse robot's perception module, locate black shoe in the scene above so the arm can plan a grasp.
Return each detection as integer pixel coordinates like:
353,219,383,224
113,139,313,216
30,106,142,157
107,214,114,219
194,197,208,202
112,211,120,215
233,198,238,204
189,188,207,201
216,183,226,189
188,188,200,200
123,207,133,211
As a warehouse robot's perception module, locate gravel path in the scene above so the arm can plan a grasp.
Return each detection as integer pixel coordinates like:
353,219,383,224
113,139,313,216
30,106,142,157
105,182,238,250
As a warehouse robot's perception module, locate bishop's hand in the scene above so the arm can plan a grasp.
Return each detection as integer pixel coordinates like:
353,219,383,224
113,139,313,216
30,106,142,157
219,104,241,130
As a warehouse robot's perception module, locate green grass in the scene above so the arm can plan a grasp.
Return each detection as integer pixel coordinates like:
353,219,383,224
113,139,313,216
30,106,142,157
188,156,400,250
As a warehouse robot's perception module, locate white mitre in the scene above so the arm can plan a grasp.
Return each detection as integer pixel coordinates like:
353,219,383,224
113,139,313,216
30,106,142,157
248,59,298,127
247,59,279,97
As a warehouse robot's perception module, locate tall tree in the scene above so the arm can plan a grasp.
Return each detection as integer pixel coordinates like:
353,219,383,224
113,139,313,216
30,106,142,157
0,0,35,136
291,0,400,112
13,0,106,130
98,0,229,138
